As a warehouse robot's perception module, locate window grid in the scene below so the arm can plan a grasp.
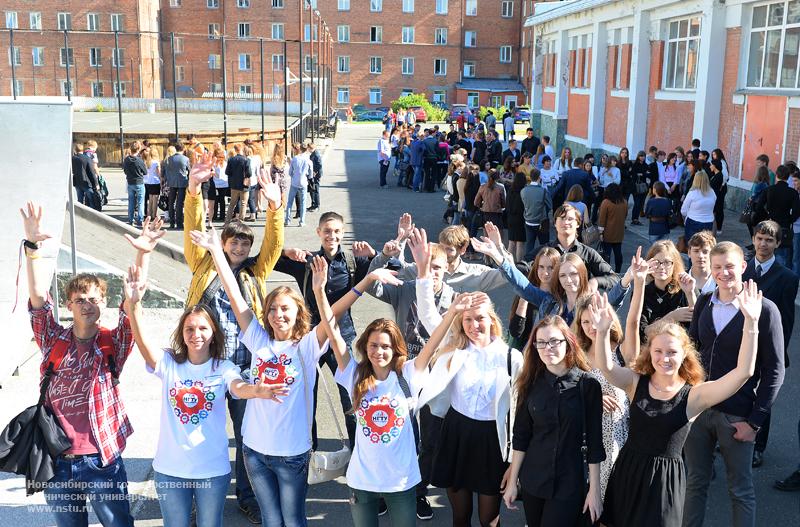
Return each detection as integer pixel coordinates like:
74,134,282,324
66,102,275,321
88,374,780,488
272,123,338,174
370,26,383,43
272,23,284,40
747,1,800,89
369,88,382,104
500,45,512,63
465,31,476,47
29,12,41,30
272,54,285,71
501,1,513,18
402,57,414,75
466,0,477,16
403,0,414,13
434,58,447,76
32,47,44,66
57,13,72,31
338,25,350,42
402,27,415,44
370,56,382,74
9,46,21,66
663,16,701,90
89,47,102,67
338,0,350,10
337,87,350,104
371,0,383,12
338,56,350,73
436,0,448,15
87,13,99,31
5,11,18,29
435,28,448,45
463,61,476,77
238,23,251,39
239,53,251,71
110,14,123,32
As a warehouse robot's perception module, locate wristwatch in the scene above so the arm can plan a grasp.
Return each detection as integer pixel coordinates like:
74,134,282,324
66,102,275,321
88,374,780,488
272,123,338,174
23,239,40,251
746,421,761,433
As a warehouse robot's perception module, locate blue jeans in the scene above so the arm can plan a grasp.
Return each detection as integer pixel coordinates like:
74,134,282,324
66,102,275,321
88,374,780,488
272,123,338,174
243,446,310,527
350,487,416,527
793,232,800,276
43,454,133,527
127,183,145,225
228,394,257,508
75,186,99,210
412,165,423,191
154,471,230,527
285,186,306,225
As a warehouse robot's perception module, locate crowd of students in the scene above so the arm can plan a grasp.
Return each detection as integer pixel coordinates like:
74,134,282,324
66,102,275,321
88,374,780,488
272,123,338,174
20,121,800,527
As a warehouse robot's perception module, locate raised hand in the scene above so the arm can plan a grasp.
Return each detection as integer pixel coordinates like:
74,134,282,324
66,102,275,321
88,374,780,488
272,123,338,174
189,226,222,252
470,236,503,263
352,241,376,258
396,213,415,242
284,248,311,262
123,264,147,304
381,240,402,258
737,279,763,322
310,255,328,292
252,382,290,403
19,201,53,244
448,291,491,314
123,217,166,253
407,228,430,269
189,151,215,185
587,292,614,334
368,268,403,286
258,167,282,210
630,246,649,283
484,221,503,250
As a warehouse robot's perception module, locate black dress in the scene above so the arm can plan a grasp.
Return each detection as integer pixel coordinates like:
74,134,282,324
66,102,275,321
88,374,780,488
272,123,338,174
639,283,688,341
601,376,693,527
506,188,527,242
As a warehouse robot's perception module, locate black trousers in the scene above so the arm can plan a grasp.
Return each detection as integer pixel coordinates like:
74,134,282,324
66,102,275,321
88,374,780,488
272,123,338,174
423,158,437,192
168,187,186,227
714,184,727,230
417,405,443,497
308,176,321,209
755,411,772,453
522,489,584,527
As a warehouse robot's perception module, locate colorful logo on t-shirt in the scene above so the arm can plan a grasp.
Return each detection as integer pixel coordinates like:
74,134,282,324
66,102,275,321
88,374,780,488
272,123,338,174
169,379,216,425
251,354,298,385
357,395,407,445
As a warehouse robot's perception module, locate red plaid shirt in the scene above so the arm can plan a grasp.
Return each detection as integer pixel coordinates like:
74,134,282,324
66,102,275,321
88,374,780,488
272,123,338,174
29,297,135,465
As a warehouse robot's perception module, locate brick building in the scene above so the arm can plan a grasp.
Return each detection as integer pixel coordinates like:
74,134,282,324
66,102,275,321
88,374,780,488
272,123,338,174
525,0,800,205
1,0,161,97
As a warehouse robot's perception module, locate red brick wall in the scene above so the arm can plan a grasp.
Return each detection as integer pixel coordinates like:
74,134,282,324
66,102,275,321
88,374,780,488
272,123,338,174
604,46,628,148
717,28,745,179
645,40,693,150
567,92,589,139
542,91,555,112
787,108,800,164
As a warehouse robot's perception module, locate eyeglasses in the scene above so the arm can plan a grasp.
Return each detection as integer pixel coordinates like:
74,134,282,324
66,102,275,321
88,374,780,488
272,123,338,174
70,297,102,306
534,338,567,349
652,260,674,269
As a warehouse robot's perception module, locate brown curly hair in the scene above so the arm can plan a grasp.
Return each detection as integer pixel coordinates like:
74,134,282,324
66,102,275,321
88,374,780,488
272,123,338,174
632,320,705,385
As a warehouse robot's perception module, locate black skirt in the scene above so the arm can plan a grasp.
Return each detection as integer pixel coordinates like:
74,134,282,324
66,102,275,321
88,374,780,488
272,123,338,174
431,408,508,495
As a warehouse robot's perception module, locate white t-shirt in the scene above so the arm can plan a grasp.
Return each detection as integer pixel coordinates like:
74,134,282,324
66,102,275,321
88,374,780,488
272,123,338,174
145,160,161,185
149,352,242,479
335,360,425,493
239,322,329,456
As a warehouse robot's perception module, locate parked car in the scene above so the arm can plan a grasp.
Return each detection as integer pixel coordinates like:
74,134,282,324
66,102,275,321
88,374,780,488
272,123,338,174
356,110,388,121
375,106,391,113
513,106,531,123
409,106,428,122
446,104,473,123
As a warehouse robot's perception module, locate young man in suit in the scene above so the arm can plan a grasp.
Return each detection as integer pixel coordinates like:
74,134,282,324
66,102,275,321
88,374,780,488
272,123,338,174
757,164,800,267
743,220,799,468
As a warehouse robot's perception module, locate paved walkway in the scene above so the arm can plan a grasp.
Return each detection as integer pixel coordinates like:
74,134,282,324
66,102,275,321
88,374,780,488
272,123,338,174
1,123,798,526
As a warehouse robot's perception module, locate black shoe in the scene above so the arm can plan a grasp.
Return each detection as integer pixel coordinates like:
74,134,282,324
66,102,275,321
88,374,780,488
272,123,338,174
378,497,388,516
416,496,433,520
752,450,764,468
306,206,318,212
238,503,262,524
775,470,800,491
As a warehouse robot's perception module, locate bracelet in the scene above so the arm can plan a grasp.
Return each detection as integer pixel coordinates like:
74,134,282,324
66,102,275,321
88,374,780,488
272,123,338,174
25,250,40,260
23,239,40,251
351,287,362,297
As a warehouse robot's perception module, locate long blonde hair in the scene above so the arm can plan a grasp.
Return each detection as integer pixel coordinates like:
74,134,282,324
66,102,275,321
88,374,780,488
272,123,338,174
271,141,286,168
691,170,712,195
441,304,505,354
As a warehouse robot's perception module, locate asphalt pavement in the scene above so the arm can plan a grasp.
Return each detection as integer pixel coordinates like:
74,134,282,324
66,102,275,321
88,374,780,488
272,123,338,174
1,122,798,525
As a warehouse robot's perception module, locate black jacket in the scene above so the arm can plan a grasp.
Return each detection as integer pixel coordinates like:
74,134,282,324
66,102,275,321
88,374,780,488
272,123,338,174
521,136,540,156
689,291,785,427
487,139,503,166
743,259,798,361
225,154,252,191
122,155,146,185
309,150,323,178
71,153,97,189
502,148,521,163
630,160,653,194
757,180,800,229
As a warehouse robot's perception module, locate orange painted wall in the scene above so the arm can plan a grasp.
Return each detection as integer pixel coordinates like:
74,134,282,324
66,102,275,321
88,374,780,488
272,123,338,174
567,93,589,139
604,45,628,148
645,41,694,150
542,91,555,112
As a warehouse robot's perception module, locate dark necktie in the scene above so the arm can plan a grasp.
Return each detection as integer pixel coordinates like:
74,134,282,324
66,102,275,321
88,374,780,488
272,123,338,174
755,264,763,279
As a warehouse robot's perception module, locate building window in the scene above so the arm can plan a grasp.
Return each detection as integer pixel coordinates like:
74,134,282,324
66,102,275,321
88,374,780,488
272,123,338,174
465,31,476,47
435,28,448,45
272,23,284,40
400,88,414,97
434,58,447,75
112,48,125,67
432,90,446,103
174,37,184,54
9,46,21,66
500,45,512,63
337,87,350,104
210,82,222,92
87,13,99,31
272,54,285,71
61,81,73,96
304,54,313,72
402,57,414,74
239,53,251,71
304,85,312,103
664,16,701,90
501,1,513,18
209,23,220,39
371,0,383,12
29,12,41,30
239,84,252,94
463,61,476,77
110,14,123,32
238,23,251,38
466,0,477,16
370,26,383,43
570,34,593,88
436,0,448,15
402,27,415,44
89,48,102,67
238,0,251,7
32,47,44,66
491,95,502,107
338,25,350,42
467,92,479,107
403,0,414,13
543,39,557,87
272,0,284,7
207,0,220,8
209,54,221,69
169,0,182,7
370,56,383,74
747,1,800,88
60,48,74,66
57,13,72,31
338,56,350,72
370,88,382,104
5,11,18,29
176,65,185,82
339,0,350,9
91,81,103,97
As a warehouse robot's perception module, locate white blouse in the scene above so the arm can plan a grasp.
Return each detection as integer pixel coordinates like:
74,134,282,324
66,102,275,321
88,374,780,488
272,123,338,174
450,341,508,421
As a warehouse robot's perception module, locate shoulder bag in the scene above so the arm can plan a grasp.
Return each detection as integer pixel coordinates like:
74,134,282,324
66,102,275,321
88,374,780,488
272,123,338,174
298,352,351,485
582,223,601,248
577,374,597,526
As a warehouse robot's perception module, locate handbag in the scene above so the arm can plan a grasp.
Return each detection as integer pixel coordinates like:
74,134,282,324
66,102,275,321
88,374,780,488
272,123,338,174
582,224,601,248
739,199,754,225
670,210,684,227
577,374,597,526
635,179,648,195
299,353,351,485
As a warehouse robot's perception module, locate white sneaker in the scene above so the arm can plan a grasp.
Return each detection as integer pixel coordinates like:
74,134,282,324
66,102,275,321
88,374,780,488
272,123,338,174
299,221,305,227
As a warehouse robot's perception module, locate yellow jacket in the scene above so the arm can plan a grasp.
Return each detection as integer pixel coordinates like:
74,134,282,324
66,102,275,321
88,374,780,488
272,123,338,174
183,191,284,321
